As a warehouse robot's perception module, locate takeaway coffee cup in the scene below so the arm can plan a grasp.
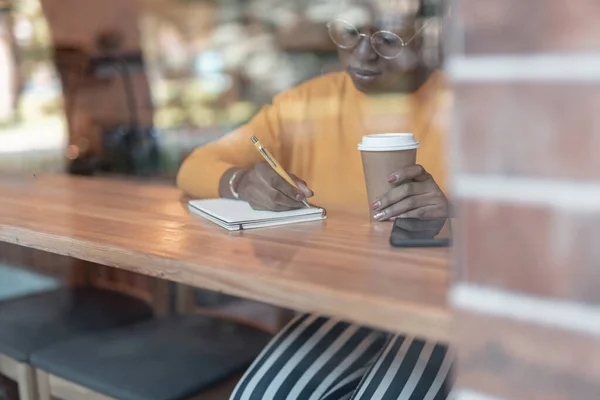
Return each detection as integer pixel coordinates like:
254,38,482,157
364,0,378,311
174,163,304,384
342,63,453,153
358,133,419,216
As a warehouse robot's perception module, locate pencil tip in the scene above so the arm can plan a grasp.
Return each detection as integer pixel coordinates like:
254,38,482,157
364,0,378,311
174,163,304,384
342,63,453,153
251,136,258,143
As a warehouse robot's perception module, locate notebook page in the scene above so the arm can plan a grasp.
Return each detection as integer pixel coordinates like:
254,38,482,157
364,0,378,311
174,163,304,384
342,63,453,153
188,199,323,224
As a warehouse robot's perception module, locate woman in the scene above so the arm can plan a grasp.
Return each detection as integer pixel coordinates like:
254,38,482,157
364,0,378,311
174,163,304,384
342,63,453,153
178,1,452,398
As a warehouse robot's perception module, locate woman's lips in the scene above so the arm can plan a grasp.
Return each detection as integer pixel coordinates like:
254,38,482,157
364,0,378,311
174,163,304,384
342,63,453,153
347,67,383,85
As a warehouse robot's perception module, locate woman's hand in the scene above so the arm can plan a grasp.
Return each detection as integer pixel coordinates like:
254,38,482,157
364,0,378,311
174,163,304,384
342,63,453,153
371,164,448,221
234,163,313,211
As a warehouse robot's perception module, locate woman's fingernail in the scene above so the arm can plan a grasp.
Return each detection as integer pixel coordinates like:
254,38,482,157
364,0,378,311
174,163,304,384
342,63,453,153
371,200,381,210
388,174,398,183
296,193,305,201
399,214,408,219
390,216,397,221
373,212,385,220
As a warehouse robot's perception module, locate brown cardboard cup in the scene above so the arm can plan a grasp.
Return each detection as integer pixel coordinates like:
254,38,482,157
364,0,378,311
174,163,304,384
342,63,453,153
358,133,419,216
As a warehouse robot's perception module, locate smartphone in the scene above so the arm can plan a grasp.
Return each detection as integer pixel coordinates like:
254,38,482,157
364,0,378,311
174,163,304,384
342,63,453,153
389,217,452,248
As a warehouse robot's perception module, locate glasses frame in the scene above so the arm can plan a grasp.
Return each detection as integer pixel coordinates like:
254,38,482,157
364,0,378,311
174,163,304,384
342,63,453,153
326,18,430,60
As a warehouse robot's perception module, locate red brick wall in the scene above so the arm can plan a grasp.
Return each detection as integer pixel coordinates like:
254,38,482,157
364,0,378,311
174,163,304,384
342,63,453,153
448,1,600,399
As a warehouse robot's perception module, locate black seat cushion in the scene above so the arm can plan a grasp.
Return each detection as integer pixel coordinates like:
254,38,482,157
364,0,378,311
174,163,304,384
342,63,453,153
0,288,154,362
31,315,272,400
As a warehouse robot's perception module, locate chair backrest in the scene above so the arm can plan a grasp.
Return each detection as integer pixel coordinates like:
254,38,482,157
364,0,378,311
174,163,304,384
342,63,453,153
1,242,280,327
0,242,169,316
0,242,86,286
175,284,277,335
89,264,169,316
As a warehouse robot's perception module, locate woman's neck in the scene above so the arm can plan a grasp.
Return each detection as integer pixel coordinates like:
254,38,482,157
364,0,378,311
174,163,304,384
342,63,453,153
394,68,435,94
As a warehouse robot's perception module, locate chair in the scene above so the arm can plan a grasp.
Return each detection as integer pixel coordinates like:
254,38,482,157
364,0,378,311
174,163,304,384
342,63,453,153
0,245,165,400
31,285,274,400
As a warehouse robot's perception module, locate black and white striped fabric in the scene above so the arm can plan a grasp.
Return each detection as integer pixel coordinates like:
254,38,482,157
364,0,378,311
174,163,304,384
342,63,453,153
230,314,453,400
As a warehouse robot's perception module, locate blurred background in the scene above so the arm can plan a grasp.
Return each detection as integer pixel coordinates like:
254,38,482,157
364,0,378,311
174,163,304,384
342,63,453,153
0,0,349,178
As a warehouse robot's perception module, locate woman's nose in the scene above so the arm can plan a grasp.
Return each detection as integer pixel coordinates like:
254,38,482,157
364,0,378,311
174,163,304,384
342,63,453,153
354,36,378,62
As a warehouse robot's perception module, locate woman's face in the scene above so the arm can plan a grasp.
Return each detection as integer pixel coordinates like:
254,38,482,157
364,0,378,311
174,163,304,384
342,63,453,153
333,2,430,94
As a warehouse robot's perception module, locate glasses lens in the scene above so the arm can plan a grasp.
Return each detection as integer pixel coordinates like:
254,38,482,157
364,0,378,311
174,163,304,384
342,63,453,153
371,31,404,58
328,20,360,49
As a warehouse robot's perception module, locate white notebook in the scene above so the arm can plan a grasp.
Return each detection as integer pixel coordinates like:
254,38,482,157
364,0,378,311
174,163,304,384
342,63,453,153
188,199,326,231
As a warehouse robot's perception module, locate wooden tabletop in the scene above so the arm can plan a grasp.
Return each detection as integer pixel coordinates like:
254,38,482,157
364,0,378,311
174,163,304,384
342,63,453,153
0,173,452,341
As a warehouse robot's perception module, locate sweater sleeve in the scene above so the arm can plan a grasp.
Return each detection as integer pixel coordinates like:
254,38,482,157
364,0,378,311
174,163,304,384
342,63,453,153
176,99,285,199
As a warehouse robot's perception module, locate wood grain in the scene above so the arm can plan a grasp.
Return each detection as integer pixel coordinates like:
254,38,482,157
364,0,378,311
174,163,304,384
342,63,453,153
0,173,452,340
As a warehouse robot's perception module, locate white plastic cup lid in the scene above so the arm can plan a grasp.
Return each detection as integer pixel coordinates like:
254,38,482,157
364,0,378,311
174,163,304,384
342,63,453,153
358,133,419,152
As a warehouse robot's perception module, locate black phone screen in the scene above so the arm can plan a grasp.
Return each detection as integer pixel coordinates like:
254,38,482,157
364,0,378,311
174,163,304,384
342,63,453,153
389,218,452,248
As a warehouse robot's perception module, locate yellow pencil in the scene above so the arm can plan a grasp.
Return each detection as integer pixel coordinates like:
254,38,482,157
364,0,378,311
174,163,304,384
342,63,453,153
251,135,311,208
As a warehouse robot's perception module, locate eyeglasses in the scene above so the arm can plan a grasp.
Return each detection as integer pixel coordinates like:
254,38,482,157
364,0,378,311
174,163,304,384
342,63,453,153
326,19,430,60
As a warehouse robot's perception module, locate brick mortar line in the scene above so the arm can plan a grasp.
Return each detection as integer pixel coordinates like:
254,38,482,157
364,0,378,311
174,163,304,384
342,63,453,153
451,283,600,337
453,174,600,211
447,54,600,82
451,389,507,400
